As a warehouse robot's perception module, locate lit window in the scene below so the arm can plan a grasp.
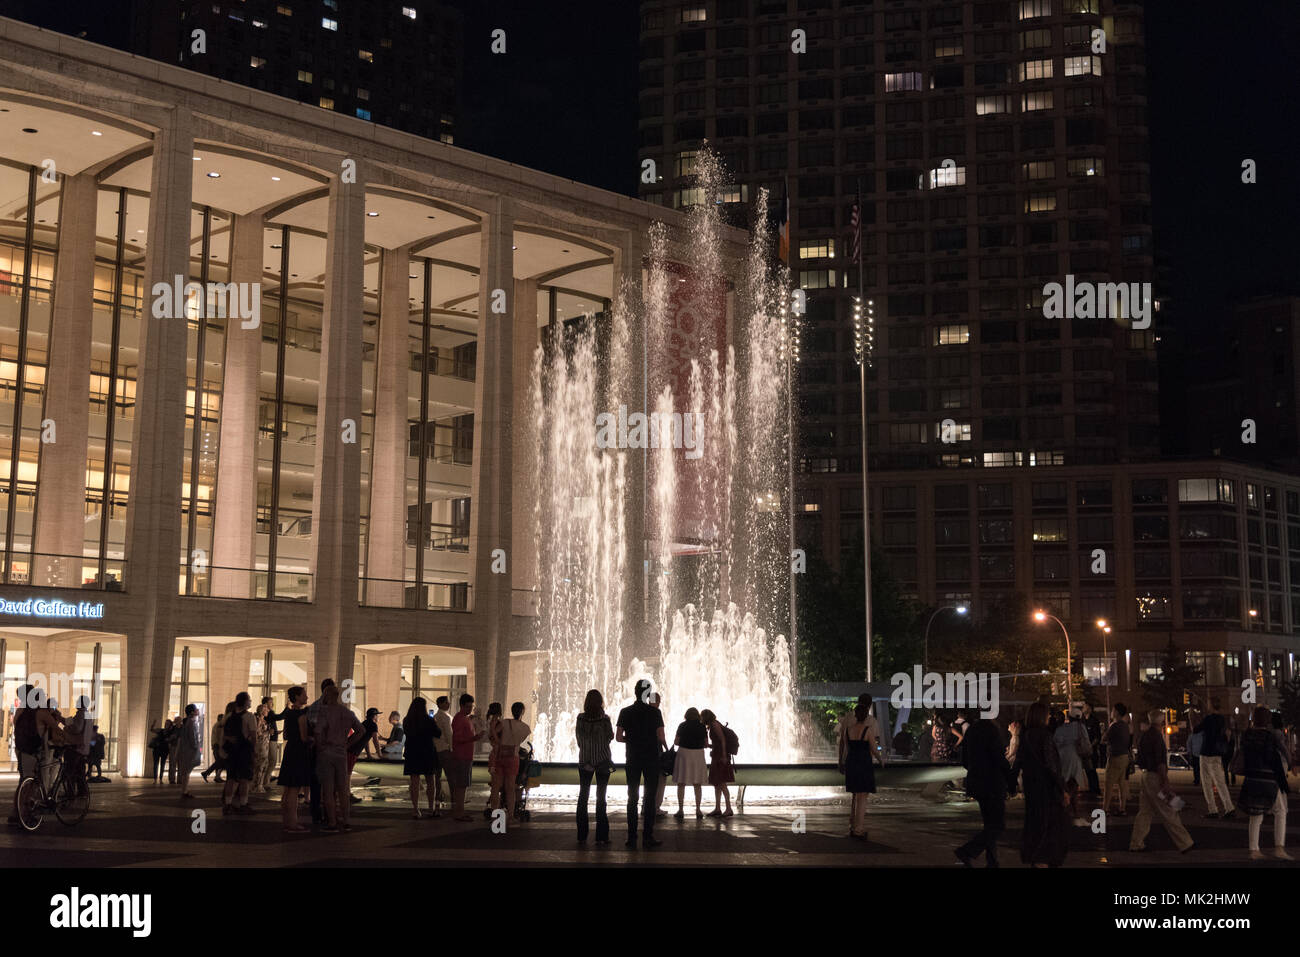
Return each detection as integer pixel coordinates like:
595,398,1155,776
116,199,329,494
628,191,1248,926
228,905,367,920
250,56,266,68
1019,29,1052,50
359,50,374,62
1032,519,1068,543
928,165,966,188
1065,55,1103,77
356,108,371,120
1178,478,1235,504
1019,0,1052,19
674,149,699,177
799,239,835,259
402,6,417,18
1019,59,1053,81
1029,451,1065,466
934,421,972,442
885,72,923,93
1066,0,1100,13
803,503,820,512
799,270,837,290
674,187,705,208
983,452,1023,468
1024,190,1057,212
319,96,335,109
252,18,267,28
935,324,970,345
716,185,748,204
1067,157,1103,177
976,95,1010,115
322,17,338,31
440,133,454,145
276,4,292,15
1022,160,1055,180
297,70,313,83
1022,91,1054,111
678,6,706,22
934,38,963,58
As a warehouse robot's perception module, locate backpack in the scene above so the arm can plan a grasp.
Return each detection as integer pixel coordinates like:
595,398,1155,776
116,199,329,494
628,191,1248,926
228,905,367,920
14,709,42,756
722,723,739,758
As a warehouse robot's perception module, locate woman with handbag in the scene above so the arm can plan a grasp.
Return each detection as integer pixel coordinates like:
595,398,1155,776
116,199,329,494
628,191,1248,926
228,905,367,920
575,689,614,845
1235,707,1292,860
671,708,709,820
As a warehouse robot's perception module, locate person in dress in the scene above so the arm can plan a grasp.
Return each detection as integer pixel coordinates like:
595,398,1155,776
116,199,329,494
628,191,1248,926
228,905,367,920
700,709,734,818
839,701,883,839
402,697,440,819
251,701,271,797
575,690,614,845
672,708,709,820
277,686,311,833
1012,701,1071,868
1052,707,1091,826
221,694,257,815
1238,707,1291,860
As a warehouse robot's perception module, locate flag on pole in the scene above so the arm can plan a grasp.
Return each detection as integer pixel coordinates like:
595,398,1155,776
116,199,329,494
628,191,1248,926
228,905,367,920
849,196,861,266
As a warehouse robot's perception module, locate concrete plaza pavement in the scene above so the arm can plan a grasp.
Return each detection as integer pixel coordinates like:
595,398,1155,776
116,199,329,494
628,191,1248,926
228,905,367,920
0,769,1295,868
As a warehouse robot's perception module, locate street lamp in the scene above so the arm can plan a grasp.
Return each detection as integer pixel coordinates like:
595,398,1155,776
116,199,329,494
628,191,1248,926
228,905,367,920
1033,610,1073,710
923,604,968,674
1095,618,1113,715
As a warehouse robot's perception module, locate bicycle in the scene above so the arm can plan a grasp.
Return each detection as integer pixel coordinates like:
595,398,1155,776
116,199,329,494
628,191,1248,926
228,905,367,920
15,748,91,830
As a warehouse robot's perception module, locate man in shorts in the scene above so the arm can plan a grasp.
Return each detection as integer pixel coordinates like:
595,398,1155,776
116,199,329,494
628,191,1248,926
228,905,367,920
449,693,484,821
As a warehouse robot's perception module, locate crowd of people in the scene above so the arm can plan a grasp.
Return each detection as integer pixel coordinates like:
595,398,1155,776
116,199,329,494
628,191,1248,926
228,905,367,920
945,696,1293,867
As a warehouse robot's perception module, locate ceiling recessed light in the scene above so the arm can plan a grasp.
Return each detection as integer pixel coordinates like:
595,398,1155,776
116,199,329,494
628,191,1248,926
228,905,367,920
366,211,379,217
207,172,220,178
511,245,517,250
20,128,37,134
91,130,103,136
193,155,202,161
409,274,417,279
136,229,144,233
271,175,281,181
271,243,282,249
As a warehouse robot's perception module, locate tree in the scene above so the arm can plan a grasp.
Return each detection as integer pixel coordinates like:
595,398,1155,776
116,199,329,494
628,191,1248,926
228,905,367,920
1138,638,1204,713
1278,674,1300,731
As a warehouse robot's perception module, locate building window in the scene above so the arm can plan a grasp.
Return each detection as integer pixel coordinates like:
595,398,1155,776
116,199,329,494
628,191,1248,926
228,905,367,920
297,70,313,83
678,6,706,22
356,108,371,120
402,6,417,19
1019,0,1052,19
673,187,705,208
1023,160,1055,180
935,324,970,345
1136,592,1172,621
799,239,835,259
359,50,374,62
1024,190,1057,212
885,72,923,92
1065,55,1103,77
357,88,370,101
319,96,335,109
799,269,836,289
674,150,700,177
1022,91,1054,112
976,95,1011,115
1067,157,1104,177
1032,519,1068,543
983,452,1023,468
321,17,338,31
928,165,966,188
250,56,266,68
1019,59,1053,81
1178,478,1235,504
934,37,964,58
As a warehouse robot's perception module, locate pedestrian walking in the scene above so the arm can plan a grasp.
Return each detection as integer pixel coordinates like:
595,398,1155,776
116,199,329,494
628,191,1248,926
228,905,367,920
1082,702,1103,796
1235,707,1292,860
616,679,666,848
277,686,311,833
671,707,709,820
149,719,170,783
1012,701,1071,868
221,693,257,815
1103,703,1132,816
701,708,735,817
575,689,614,845
1129,709,1195,854
402,697,440,819
1198,697,1236,820
955,717,1016,867
1053,707,1091,826
177,704,203,799
201,705,231,784
838,700,882,840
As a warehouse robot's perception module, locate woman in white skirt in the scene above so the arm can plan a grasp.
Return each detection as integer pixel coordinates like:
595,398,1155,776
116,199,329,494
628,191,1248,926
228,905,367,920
672,708,709,820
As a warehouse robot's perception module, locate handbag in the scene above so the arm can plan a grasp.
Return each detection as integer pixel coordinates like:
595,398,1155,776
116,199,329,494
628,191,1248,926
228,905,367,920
660,747,677,777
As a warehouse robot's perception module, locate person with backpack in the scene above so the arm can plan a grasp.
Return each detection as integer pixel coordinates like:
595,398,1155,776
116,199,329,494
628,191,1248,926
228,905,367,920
700,708,735,818
8,684,64,825
221,693,257,815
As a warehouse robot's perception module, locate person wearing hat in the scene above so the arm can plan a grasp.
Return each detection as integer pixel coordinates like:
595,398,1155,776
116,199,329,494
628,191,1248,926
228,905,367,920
176,703,204,799
346,707,383,783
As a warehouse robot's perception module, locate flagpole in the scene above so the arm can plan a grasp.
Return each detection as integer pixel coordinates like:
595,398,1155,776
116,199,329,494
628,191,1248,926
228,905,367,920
855,178,873,684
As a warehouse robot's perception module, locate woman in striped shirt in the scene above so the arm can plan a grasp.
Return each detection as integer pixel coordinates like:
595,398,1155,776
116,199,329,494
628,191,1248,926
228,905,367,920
575,689,615,845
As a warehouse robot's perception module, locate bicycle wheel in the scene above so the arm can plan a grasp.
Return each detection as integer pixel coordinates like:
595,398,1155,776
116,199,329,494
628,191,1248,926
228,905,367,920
15,776,44,831
54,773,90,826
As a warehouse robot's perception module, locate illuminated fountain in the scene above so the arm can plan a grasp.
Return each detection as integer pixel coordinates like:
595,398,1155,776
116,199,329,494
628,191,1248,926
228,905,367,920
530,152,800,764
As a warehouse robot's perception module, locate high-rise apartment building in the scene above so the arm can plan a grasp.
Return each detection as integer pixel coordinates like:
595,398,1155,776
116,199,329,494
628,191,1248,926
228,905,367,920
637,0,1157,483
5,0,462,143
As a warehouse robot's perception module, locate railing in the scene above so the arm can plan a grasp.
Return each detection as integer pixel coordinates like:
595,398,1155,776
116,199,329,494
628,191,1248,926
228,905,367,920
182,564,313,602
413,522,470,552
358,576,471,611
2,553,126,591
409,352,476,382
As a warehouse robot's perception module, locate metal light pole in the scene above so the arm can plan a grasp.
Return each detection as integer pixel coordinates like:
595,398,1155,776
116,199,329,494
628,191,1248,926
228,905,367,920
923,603,968,675
1096,619,1113,715
1034,610,1073,709
853,295,874,680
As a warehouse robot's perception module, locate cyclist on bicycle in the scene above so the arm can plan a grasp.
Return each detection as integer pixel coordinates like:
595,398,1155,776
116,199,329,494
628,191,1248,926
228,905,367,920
63,696,94,785
7,684,64,826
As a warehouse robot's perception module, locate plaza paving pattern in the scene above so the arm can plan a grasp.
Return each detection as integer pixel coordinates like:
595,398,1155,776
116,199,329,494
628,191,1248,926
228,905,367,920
0,772,1296,867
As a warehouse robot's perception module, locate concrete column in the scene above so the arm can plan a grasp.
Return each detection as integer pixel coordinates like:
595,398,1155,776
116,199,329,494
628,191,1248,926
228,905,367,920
121,110,193,776
510,276,538,608
365,247,413,608
309,168,366,683
469,198,513,704
615,232,648,630
33,173,98,587
211,213,264,598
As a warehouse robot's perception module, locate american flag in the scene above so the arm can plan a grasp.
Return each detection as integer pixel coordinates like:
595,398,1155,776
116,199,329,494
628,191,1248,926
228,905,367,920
849,199,861,265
